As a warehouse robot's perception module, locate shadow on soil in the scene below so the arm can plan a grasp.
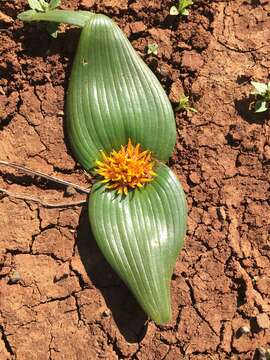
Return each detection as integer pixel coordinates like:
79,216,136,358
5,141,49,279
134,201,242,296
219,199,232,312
76,206,148,343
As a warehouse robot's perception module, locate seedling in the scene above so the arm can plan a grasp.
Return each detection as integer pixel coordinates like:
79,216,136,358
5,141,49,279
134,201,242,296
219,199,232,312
176,94,197,113
251,81,270,113
28,0,61,37
28,0,60,12
170,0,194,16
147,43,158,55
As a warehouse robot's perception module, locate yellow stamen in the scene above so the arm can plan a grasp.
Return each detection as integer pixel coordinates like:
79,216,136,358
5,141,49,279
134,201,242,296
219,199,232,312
95,139,156,195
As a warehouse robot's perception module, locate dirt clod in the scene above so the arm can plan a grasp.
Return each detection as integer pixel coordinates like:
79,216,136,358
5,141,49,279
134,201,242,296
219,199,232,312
256,313,270,330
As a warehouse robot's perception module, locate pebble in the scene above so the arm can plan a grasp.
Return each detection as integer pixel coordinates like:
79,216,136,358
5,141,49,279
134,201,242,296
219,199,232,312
54,263,69,282
264,145,270,161
256,347,266,358
102,309,111,317
256,313,270,330
129,21,146,34
65,185,77,197
238,325,251,335
217,207,226,222
0,11,13,24
189,171,201,185
9,270,21,284
80,0,95,8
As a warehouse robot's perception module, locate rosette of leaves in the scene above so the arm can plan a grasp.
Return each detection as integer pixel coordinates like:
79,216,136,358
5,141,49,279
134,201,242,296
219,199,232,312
18,0,187,324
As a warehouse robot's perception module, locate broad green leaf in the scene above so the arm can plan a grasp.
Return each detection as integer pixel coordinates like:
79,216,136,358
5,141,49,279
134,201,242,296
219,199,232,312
28,0,44,11
67,15,176,170
251,81,267,94
170,6,179,15
49,0,61,10
88,163,187,324
255,100,268,113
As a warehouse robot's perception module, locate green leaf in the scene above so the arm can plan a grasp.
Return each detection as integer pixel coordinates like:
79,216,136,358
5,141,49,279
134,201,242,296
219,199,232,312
251,81,268,94
67,15,176,170
169,6,179,15
184,0,194,6
254,100,268,113
189,107,197,113
18,9,94,27
18,9,37,21
49,0,61,10
28,0,45,11
147,43,158,55
88,163,187,324
181,8,189,16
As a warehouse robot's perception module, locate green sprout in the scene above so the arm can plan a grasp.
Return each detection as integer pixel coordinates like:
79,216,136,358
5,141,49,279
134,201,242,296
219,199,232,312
176,94,197,113
28,0,61,37
147,43,158,55
170,0,194,16
251,81,270,113
28,0,60,13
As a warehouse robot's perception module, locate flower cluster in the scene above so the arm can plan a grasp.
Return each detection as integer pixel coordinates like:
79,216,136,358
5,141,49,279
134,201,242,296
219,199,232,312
95,139,156,195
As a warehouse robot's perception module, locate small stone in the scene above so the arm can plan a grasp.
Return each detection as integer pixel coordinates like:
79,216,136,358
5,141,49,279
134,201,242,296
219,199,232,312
182,51,204,72
129,21,146,34
169,80,184,104
257,347,266,356
80,0,95,9
0,11,13,24
238,326,250,335
189,172,200,185
54,263,69,282
9,269,21,284
217,207,226,222
102,309,111,317
264,145,270,161
256,313,270,330
65,185,77,197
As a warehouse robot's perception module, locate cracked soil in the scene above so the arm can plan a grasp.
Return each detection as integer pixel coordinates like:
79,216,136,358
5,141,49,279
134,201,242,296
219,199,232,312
0,0,270,359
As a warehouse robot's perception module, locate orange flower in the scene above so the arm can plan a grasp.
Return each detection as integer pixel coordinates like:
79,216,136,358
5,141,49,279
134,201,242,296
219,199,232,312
95,139,156,195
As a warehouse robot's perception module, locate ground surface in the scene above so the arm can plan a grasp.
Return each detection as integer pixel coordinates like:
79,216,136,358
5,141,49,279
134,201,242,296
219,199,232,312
0,0,270,359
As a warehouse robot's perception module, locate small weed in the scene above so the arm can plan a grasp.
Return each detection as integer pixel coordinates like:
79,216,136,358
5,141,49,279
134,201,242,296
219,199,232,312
250,81,270,113
28,0,60,12
176,95,197,113
28,0,61,37
147,43,158,55
170,0,194,16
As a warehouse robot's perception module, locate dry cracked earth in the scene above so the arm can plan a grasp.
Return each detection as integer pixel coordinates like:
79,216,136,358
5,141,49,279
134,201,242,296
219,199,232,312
0,0,270,359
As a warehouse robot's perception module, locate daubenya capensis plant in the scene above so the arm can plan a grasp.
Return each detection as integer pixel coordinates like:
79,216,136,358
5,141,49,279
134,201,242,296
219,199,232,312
18,0,187,324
